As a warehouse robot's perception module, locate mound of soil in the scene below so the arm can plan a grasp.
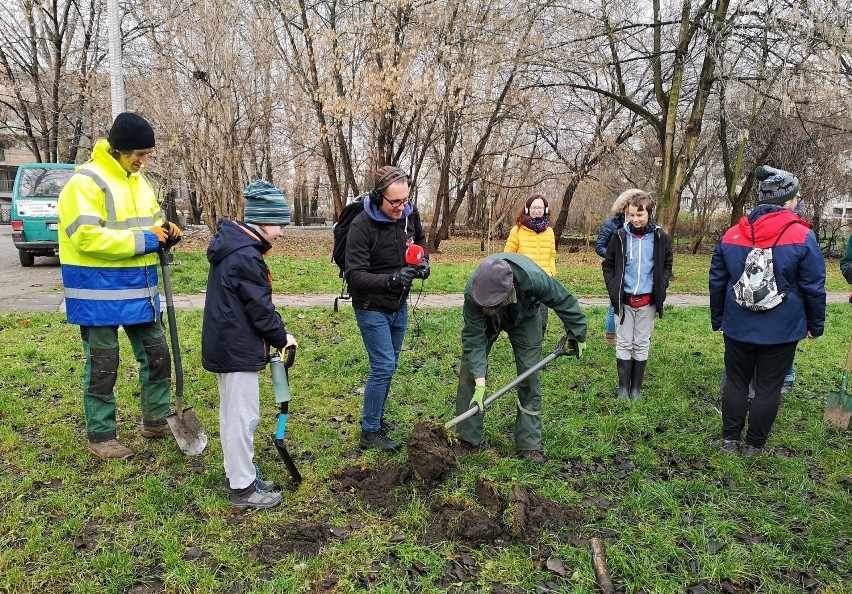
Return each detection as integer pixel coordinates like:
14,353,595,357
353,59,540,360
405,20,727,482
406,421,458,485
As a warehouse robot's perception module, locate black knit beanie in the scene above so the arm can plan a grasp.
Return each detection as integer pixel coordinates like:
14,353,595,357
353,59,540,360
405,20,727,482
108,112,155,151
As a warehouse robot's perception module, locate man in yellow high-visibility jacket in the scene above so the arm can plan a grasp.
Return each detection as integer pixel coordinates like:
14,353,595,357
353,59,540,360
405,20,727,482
58,112,182,460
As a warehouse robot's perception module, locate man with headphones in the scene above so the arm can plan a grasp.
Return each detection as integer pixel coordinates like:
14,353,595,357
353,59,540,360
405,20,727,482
345,165,429,451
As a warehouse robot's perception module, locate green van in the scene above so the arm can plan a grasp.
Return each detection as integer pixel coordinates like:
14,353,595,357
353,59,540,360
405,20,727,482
10,163,76,267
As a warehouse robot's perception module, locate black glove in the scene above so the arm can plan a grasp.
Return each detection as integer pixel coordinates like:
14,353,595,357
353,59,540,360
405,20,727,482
414,260,430,280
844,266,852,285
388,266,417,289
163,222,182,249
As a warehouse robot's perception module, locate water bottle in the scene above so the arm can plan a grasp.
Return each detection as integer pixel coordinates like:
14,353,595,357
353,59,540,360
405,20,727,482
270,353,290,403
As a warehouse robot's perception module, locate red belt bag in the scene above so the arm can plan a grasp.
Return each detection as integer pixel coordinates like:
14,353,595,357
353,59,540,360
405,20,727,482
624,293,651,308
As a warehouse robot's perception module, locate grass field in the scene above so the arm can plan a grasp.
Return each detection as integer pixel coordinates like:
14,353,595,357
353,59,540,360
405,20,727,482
1,236,850,593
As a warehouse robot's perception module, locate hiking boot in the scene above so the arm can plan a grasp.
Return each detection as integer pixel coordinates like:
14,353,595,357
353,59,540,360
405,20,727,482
140,423,173,438
222,477,276,494
781,380,793,395
518,449,547,465
229,489,283,510
88,439,133,460
379,417,398,435
359,429,402,452
605,332,616,346
711,437,740,453
456,440,479,457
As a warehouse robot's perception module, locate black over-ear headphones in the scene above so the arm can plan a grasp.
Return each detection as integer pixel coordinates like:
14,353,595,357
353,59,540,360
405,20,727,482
369,166,409,207
525,199,549,216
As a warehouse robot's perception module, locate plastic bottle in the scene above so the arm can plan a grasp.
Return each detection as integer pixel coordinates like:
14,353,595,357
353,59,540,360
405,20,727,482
269,353,290,402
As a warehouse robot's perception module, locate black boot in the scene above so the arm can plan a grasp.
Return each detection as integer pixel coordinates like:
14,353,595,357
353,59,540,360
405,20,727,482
616,358,632,400
630,359,647,401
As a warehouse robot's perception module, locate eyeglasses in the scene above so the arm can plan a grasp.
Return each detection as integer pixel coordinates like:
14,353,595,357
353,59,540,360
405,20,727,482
383,195,410,209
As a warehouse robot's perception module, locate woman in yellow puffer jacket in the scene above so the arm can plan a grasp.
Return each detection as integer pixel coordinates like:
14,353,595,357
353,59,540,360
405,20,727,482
504,194,557,331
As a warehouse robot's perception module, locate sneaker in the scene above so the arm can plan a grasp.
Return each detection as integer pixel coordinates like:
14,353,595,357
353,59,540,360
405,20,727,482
605,332,616,346
222,477,276,494
379,417,397,435
456,440,479,457
711,437,740,453
359,429,402,452
140,423,173,438
740,443,767,457
229,489,283,509
714,396,723,416
518,449,547,465
88,439,133,460
781,380,793,395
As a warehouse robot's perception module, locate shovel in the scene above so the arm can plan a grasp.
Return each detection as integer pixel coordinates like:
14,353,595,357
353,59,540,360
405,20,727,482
160,250,209,456
824,337,852,429
445,335,577,430
271,345,302,484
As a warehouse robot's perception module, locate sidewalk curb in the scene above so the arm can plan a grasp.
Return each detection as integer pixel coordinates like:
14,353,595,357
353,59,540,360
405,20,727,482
1,291,850,313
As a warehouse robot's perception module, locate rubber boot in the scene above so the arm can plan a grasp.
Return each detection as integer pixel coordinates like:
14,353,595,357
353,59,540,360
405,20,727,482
630,359,647,401
616,358,632,400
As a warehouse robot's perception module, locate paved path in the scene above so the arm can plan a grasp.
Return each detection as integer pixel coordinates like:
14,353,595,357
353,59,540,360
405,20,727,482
2,290,850,313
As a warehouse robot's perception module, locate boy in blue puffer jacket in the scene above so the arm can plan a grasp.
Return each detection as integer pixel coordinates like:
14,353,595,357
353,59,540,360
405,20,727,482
709,165,825,455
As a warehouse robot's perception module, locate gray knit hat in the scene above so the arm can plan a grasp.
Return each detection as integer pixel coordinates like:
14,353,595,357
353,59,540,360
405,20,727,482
243,180,290,225
108,112,155,151
755,165,800,205
470,257,514,307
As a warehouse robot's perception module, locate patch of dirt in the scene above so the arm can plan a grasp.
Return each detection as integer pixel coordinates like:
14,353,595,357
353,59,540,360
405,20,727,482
332,462,413,511
506,484,584,540
251,522,329,560
406,421,458,485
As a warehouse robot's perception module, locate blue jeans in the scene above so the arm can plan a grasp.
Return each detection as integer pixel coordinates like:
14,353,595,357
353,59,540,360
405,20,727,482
354,306,408,432
605,304,616,334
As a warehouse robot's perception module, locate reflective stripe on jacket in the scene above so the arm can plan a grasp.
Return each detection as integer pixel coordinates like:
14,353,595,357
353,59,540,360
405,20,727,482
58,139,163,326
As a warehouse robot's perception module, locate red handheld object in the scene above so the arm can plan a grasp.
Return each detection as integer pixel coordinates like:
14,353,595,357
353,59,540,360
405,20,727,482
405,244,425,265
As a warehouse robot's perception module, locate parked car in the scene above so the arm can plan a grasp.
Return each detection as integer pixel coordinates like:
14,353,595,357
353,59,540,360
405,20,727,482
11,163,76,267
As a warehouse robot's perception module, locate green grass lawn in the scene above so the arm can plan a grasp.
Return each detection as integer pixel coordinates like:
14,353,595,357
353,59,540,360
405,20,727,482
1,298,850,593
166,230,852,296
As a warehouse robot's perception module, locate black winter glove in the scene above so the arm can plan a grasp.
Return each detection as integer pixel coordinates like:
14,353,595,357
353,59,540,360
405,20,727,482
414,260,430,280
388,266,417,289
843,266,852,285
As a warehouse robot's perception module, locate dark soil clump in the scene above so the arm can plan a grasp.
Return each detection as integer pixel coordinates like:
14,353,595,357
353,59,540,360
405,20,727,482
333,462,413,511
406,421,458,485
427,499,506,545
253,522,329,560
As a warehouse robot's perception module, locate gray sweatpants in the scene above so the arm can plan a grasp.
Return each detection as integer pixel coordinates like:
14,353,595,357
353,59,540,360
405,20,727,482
616,304,655,361
218,371,261,491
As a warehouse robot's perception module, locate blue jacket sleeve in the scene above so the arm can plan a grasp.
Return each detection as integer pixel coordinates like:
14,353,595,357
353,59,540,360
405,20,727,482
708,240,728,331
799,231,827,337
595,217,616,258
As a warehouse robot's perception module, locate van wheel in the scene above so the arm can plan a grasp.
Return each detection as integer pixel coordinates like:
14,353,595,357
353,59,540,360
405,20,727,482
19,250,35,267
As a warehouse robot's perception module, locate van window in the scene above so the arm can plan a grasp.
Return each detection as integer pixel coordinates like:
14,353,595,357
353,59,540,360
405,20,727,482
19,167,75,198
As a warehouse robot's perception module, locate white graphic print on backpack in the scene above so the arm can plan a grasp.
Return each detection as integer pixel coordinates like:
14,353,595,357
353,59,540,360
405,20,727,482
732,221,795,311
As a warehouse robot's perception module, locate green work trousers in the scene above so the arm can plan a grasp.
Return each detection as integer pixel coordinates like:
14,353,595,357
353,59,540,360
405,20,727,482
81,322,171,442
454,318,544,450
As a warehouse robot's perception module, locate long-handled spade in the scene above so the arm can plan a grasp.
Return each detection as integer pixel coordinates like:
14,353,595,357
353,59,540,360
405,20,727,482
445,335,577,430
825,337,852,429
271,345,302,484
160,250,209,456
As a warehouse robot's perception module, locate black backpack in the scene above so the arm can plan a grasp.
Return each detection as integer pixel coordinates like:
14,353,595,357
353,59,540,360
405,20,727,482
331,196,366,278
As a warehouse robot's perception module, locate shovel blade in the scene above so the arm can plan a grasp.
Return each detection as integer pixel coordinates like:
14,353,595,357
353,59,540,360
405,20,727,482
824,391,852,429
166,407,209,456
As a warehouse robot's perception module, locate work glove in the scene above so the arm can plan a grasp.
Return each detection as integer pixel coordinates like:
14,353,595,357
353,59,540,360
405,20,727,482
388,266,417,289
150,226,170,250
575,341,587,359
469,385,486,413
414,260,430,280
162,222,182,248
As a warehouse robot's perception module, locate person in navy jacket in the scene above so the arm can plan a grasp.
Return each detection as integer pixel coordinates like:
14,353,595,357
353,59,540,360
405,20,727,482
709,165,826,454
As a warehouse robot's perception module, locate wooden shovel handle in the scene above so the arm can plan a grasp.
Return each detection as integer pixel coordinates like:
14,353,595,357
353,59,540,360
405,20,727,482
845,338,852,373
